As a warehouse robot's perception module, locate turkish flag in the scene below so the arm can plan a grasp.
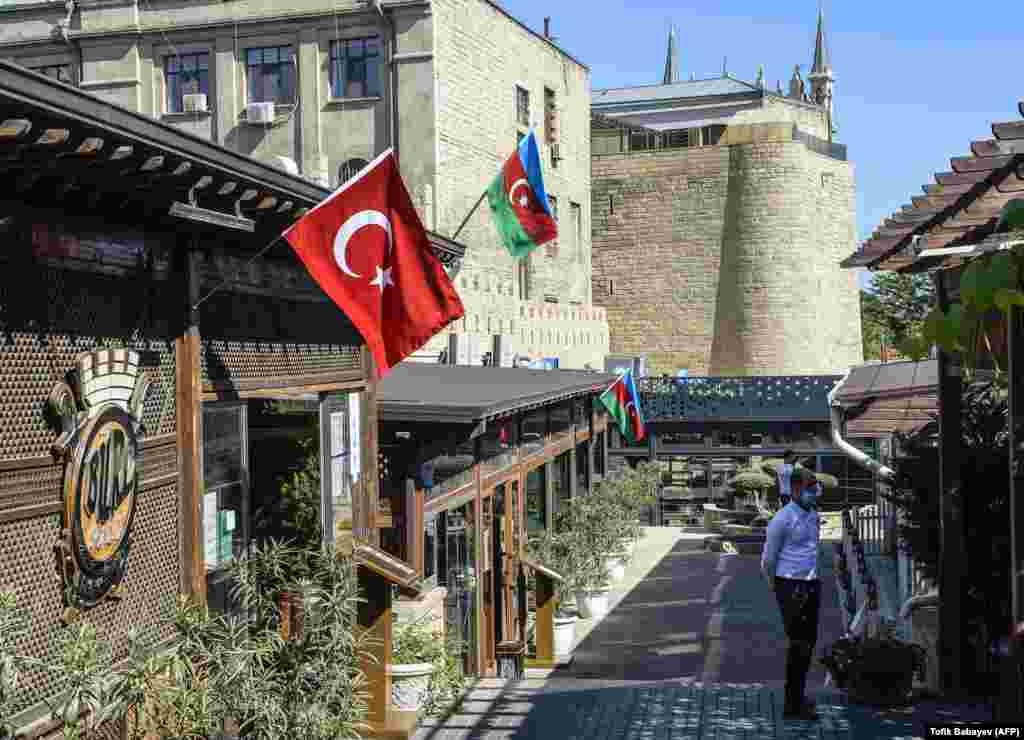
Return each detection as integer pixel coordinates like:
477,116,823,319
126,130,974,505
283,150,464,378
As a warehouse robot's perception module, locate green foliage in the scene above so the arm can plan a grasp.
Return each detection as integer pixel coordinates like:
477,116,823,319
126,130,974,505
254,432,323,551
525,530,576,614
860,272,935,360
0,592,42,740
886,382,1011,674
48,622,112,740
391,614,466,718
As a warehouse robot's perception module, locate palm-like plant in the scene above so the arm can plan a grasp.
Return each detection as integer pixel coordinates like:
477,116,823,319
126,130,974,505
0,591,42,740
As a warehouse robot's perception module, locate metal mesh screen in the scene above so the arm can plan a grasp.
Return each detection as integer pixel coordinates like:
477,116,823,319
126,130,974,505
2,480,179,720
0,259,177,463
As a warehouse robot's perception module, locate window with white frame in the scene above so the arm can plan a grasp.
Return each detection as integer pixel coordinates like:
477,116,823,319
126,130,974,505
164,52,210,113
515,85,530,128
245,46,296,104
330,37,382,98
570,202,582,262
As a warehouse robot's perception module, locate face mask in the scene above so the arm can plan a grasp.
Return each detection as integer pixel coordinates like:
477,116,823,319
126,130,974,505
799,487,818,509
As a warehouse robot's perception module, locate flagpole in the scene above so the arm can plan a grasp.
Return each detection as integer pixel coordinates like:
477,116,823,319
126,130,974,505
190,233,283,312
451,190,488,242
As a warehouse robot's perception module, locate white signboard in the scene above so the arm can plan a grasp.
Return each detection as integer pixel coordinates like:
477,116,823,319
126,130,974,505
202,491,219,571
348,392,361,483
330,411,349,503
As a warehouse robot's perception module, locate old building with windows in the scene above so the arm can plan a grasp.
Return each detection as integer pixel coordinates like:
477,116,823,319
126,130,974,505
590,10,862,376
0,0,609,368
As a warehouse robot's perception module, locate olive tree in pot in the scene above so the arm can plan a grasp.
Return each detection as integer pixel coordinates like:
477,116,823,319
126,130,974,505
526,530,578,655
389,614,441,713
557,498,614,619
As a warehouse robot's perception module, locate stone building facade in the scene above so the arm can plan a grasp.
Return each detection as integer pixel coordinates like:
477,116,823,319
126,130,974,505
590,10,862,376
0,0,608,368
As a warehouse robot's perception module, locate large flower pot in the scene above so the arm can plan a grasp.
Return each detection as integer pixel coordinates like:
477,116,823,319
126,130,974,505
387,662,436,712
575,588,610,619
606,556,627,583
554,614,578,655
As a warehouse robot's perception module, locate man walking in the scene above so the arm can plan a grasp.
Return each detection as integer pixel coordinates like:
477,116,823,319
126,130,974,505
775,449,798,507
761,467,822,721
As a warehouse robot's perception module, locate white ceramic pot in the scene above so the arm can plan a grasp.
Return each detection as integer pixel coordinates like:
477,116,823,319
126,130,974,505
387,662,436,712
607,557,626,583
575,589,610,619
553,614,578,655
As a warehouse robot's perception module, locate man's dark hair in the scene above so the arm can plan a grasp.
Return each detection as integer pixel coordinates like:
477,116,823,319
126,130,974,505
782,449,796,462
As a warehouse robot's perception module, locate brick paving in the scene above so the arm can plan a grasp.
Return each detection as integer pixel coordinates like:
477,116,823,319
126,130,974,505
413,531,994,739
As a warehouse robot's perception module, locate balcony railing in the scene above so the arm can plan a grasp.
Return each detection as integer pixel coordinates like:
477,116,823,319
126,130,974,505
636,375,842,422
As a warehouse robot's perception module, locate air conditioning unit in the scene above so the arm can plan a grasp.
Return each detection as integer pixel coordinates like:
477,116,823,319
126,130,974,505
182,93,208,113
447,334,482,366
492,335,515,368
246,102,275,124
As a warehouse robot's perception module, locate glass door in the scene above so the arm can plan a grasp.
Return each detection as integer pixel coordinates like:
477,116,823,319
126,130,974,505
492,481,522,648
480,496,495,674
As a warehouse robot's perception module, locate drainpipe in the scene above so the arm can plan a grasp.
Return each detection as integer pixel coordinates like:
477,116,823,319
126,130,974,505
828,370,897,483
375,0,400,166
56,0,83,86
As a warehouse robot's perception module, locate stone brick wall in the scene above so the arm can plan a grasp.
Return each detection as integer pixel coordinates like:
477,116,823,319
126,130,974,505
731,96,831,140
430,0,608,367
592,122,862,377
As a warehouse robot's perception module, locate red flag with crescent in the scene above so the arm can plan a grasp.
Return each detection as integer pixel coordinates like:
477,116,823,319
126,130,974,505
283,150,464,378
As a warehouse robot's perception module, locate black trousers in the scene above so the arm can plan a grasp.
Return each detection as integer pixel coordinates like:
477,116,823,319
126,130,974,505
774,577,821,710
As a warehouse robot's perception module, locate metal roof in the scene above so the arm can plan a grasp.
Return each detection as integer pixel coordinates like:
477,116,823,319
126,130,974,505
833,360,938,404
592,76,761,108
377,363,617,424
843,100,1024,272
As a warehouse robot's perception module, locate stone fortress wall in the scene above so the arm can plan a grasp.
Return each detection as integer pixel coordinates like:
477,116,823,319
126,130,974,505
591,108,862,377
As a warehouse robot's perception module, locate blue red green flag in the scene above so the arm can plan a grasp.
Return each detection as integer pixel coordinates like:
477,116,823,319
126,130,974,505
485,130,557,259
600,370,646,443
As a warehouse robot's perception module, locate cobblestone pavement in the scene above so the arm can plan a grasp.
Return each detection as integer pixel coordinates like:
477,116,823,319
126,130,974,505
413,532,994,739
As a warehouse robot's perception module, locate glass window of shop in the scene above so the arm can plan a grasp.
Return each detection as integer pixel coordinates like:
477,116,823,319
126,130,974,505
525,464,547,537
438,503,478,676
520,408,546,457
572,396,589,428
480,417,517,476
550,401,572,438
552,451,572,516
423,437,477,502
593,431,605,477
576,442,589,496
315,394,354,546
203,403,250,618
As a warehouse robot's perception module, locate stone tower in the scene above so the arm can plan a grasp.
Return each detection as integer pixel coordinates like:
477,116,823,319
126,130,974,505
663,25,680,85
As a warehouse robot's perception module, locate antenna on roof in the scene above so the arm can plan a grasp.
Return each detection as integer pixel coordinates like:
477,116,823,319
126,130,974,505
722,56,728,77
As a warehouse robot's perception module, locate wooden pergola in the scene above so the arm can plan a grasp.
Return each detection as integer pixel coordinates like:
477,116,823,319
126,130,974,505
842,99,1023,717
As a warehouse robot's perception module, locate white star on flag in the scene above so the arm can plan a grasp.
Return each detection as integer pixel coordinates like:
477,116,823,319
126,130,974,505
370,265,394,292
519,195,528,208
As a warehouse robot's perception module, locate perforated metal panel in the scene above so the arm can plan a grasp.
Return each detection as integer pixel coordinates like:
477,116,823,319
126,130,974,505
201,339,361,382
2,481,179,720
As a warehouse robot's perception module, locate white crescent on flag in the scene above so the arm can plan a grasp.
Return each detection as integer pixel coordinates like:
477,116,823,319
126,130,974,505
333,209,393,278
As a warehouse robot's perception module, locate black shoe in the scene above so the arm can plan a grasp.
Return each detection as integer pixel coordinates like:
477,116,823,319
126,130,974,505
783,702,819,721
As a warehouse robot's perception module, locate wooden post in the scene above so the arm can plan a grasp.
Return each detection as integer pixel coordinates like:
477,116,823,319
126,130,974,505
568,444,578,503
360,347,380,547
358,566,393,730
534,572,556,665
1005,304,1024,718
544,460,555,532
935,273,965,697
176,244,205,605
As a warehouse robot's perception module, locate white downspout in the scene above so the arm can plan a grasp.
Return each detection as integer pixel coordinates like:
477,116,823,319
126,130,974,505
828,370,897,483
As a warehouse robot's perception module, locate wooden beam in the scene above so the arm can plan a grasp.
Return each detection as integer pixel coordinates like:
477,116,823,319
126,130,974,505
935,273,966,698
950,153,1015,174
994,120,1024,140
936,170,994,187
1004,304,1024,720
357,566,395,733
176,244,205,605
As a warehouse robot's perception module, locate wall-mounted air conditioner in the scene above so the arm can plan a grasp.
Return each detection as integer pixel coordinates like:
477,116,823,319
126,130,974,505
492,335,515,368
182,93,208,113
447,334,482,366
246,102,275,124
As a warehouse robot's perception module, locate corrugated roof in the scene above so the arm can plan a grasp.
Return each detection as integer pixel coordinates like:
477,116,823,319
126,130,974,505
592,76,760,107
378,363,618,423
834,360,938,403
846,394,937,436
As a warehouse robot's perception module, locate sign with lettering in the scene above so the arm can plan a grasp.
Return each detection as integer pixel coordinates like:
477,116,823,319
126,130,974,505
49,349,153,611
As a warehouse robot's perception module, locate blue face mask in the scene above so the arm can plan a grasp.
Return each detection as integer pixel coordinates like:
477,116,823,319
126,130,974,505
799,487,818,509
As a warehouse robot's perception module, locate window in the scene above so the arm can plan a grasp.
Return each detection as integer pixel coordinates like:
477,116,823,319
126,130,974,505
32,63,72,84
338,158,369,185
702,124,726,146
246,46,295,104
515,85,530,127
570,202,582,262
330,37,381,98
164,53,210,113
545,195,558,257
544,87,558,167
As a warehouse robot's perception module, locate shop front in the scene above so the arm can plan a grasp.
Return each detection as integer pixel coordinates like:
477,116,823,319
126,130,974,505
0,61,460,740
377,364,613,678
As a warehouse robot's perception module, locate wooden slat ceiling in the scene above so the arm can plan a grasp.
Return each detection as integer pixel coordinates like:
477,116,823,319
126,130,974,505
842,103,1024,272
845,393,938,436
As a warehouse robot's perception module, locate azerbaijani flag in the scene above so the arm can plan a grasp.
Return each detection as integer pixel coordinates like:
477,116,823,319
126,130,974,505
600,370,646,443
486,130,557,259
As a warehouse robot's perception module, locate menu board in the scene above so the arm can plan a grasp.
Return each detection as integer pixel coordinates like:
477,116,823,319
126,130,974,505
348,392,361,483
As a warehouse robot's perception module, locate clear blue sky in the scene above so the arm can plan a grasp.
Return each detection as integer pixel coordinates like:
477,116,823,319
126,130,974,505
500,0,1022,290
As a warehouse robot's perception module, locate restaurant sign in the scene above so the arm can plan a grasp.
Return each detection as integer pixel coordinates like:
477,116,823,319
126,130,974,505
49,349,153,611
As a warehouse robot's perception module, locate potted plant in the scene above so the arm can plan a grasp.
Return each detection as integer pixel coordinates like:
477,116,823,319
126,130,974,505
821,627,926,706
526,531,578,655
389,614,441,713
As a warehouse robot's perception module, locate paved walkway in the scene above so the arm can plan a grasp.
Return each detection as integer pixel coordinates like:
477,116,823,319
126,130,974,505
413,528,993,739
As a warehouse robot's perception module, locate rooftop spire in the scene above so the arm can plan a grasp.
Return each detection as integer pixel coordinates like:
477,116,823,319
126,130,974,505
810,2,830,76
662,24,680,84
